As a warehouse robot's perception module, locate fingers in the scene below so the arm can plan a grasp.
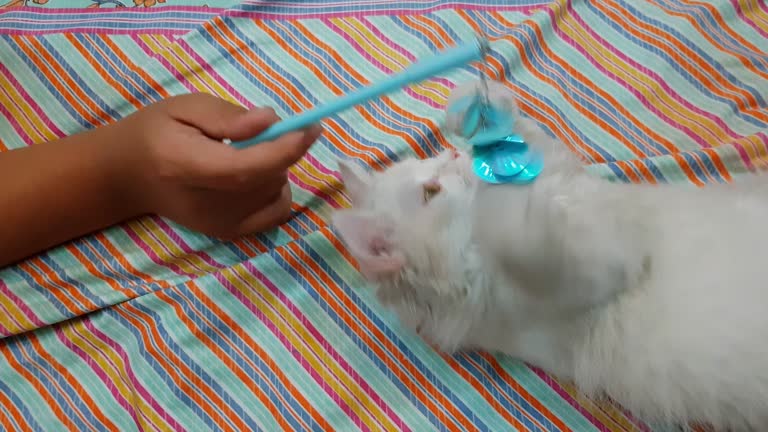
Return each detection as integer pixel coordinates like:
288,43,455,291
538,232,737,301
191,123,322,190
165,93,280,140
230,123,323,178
167,92,323,190
237,183,293,235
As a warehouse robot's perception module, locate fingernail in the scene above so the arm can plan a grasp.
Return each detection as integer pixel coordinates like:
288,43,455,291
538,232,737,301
309,123,324,136
253,107,276,116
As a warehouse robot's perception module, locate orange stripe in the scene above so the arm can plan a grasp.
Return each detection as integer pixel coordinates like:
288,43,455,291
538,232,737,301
558,9,726,146
671,152,705,186
154,288,298,431
21,37,112,126
482,355,572,431
287,230,478,431
0,345,77,429
331,18,442,159
94,231,172,291
100,35,171,101
0,388,31,431
65,244,137,299
605,0,767,120
206,21,371,167
269,19,433,161
63,323,165,430
487,11,679,158
118,302,251,431
18,259,99,314
614,160,642,183
185,280,334,430
487,11,701,184
629,159,658,184
678,0,768,76
91,35,163,102
444,355,529,430
26,336,119,430
65,34,144,111
463,356,558,431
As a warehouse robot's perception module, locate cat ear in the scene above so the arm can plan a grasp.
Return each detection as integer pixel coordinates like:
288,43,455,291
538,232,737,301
331,210,405,279
338,161,371,206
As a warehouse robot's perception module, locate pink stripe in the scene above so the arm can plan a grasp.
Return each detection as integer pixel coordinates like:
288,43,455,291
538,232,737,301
559,1,732,148
240,262,410,432
0,61,65,141
133,36,197,95
464,356,549,430
358,16,457,108
658,0,768,72
122,223,195,279
248,263,411,432
0,6,224,15
210,269,365,429
323,20,445,111
170,285,312,431
0,89,33,147
80,319,184,431
226,3,542,21
0,300,25,337
731,0,768,39
177,39,252,108
0,280,47,337
153,219,226,270
54,325,144,429
531,367,652,432
0,27,195,36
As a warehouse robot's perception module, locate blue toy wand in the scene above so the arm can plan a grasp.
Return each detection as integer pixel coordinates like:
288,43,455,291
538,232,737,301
230,37,491,149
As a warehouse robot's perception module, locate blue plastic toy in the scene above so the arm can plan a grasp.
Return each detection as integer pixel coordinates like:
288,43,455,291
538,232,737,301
447,86,543,185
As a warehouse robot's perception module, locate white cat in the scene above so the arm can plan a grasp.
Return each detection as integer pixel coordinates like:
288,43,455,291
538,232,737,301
331,82,768,431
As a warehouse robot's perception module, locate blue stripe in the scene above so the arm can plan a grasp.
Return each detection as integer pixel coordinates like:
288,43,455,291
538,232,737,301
81,234,168,294
3,342,100,431
264,18,449,158
269,247,460,431
509,19,677,159
0,22,206,33
108,304,263,431
162,285,317,432
36,38,125,121
274,235,494,431
655,0,768,72
597,0,767,126
0,35,94,130
234,0,549,14
10,263,91,320
0,378,45,432
680,151,720,184
463,353,561,431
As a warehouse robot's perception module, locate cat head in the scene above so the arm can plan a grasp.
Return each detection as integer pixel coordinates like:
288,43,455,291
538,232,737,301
331,149,475,278
331,150,488,351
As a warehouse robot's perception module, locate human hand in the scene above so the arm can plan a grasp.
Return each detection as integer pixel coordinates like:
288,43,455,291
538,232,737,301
109,92,322,239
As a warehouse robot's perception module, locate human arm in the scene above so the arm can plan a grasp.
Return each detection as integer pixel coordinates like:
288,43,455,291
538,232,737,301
0,93,322,268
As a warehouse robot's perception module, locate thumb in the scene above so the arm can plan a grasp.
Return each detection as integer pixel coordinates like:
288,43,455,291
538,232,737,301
166,92,280,140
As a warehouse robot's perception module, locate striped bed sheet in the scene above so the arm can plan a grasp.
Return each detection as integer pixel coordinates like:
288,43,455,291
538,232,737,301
0,1,766,431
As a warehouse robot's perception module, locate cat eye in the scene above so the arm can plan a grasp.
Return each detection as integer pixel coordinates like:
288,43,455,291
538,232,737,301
422,181,442,203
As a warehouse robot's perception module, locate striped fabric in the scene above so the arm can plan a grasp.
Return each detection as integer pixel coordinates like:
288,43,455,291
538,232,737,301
0,1,766,430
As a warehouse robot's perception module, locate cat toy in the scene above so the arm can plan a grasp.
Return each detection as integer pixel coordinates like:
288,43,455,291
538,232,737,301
446,50,543,184
229,34,542,185
231,37,491,149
